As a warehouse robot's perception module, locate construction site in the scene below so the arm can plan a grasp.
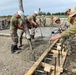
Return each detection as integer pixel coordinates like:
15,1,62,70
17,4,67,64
0,16,76,75
0,0,76,75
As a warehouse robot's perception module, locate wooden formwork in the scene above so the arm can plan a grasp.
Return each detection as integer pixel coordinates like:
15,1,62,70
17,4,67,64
25,39,68,75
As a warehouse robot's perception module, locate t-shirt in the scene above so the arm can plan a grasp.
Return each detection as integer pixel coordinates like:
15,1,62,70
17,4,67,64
26,16,36,28
10,15,19,31
26,16,33,23
18,18,23,27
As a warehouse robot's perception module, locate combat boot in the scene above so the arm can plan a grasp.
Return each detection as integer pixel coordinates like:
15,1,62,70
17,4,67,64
19,44,23,47
31,35,34,39
28,38,33,50
11,44,16,53
14,45,21,50
11,45,21,53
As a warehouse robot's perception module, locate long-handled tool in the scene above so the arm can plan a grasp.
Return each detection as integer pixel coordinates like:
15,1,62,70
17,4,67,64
28,39,33,50
20,16,33,50
38,24,43,38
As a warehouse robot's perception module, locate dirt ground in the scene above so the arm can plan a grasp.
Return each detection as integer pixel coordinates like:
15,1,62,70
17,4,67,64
0,36,49,75
61,37,76,75
0,35,76,75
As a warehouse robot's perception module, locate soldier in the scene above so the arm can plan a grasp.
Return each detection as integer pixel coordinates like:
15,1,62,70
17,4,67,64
66,9,73,24
53,16,60,26
10,10,25,53
2,20,5,28
30,11,38,39
50,14,53,27
53,16,70,33
41,15,46,27
66,6,76,25
18,29,24,47
66,9,71,15
19,11,38,47
5,17,10,28
0,21,1,29
50,11,76,41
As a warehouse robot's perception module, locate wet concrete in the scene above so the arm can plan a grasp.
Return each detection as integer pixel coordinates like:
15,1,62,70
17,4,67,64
0,27,58,37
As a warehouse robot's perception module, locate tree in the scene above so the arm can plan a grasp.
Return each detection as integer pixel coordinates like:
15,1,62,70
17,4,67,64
47,12,51,15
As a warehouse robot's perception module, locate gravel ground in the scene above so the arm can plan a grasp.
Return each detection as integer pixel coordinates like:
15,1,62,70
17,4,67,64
60,37,76,75
0,36,49,75
0,34,76,75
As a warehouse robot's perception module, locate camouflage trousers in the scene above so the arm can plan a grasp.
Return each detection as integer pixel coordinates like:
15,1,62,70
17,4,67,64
30,27,35,36
18,25,31,45
10,30,18,45
18,30,24,45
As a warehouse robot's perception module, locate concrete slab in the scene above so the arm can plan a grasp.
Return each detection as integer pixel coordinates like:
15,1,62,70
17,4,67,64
0,27,58,37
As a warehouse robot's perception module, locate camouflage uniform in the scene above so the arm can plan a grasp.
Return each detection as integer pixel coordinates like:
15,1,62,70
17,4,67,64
26,16,37,39
31,16,36,38
61,22,76,38
41,15,46,27
67,16,73,25
18,16,31,46
58,19,71,32
18,18,24,46
10,15,20,45
10,15,22,52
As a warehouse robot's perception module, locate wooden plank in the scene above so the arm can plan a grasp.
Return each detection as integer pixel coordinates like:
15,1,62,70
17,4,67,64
25,39,58,75
41,62,63,72
51,50,67,56
56,43,61,45
51,50,68,75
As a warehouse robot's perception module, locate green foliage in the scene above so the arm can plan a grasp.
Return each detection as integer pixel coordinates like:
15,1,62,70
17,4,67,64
46,12,51,15
38,12,46,15
53,12,66,15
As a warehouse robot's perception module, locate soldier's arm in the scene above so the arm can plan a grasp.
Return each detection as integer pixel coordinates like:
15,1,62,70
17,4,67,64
31,20,38,28
50,23,76,41
50,34,61,40
61,23,76,37
16,25,26,32
16,19,26,31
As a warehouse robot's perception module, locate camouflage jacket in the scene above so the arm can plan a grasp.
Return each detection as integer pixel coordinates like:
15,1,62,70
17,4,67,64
61,22,76,38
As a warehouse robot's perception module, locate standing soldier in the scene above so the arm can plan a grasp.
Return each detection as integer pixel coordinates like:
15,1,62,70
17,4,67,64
66,9,73,24
18,29,24,47
66,6,76,25
2,20,5,28
19,11,38,47
25,11,38,39
41,15,46,27
30,11,38,39
10,10,25,53
50,14,53,27
0,21,2,29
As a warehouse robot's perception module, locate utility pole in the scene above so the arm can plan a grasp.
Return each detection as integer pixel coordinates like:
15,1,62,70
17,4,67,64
18,0,33,50
19,0,24,12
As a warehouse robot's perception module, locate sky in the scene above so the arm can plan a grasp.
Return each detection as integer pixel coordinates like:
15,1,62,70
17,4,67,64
0,0,76,16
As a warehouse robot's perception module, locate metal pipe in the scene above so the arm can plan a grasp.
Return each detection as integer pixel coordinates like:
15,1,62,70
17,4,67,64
58,50,61,66
54,57,57,75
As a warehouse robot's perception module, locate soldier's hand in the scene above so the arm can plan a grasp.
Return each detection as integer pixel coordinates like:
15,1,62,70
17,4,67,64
24,29,26,32
50,35,62,41
35,24,38,28
50,37,57,41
